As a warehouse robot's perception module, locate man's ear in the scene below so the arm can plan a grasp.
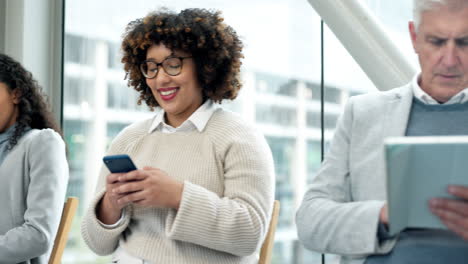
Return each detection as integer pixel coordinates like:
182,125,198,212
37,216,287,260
409,21,419,53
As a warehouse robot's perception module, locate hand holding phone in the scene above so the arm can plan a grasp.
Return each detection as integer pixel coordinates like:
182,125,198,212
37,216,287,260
102,155,183,210
99,154,138,224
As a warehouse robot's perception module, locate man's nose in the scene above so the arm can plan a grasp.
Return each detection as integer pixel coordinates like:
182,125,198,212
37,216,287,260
441,42,459,68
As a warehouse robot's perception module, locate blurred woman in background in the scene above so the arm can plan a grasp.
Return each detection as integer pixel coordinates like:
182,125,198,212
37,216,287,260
0,53,69,263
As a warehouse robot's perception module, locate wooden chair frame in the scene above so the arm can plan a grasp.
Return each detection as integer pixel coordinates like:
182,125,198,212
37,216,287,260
48,197,79,264
259,200,280,264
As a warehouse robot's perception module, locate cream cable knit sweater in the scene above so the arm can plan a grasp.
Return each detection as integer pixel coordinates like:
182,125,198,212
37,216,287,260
81,109,275,264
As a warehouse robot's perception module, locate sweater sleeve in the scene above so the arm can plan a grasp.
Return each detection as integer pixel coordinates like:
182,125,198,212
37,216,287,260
81,187,132,255
80,128,134,256
0,130,69,262
296,98,396,256
165,121,275,256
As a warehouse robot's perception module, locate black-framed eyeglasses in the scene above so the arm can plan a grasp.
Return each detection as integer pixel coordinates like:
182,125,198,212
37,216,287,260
140,56,192,78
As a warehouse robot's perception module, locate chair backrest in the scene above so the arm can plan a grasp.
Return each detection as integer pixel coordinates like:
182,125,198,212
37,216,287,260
259,200,280,264
48,197,79,264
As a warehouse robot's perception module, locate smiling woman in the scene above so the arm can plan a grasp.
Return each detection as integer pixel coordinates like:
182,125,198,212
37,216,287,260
143,44,203,127
81,8,275,264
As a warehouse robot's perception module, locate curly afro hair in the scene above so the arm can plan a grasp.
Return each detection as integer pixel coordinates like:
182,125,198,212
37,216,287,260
121,8,244,110
0,53,62,149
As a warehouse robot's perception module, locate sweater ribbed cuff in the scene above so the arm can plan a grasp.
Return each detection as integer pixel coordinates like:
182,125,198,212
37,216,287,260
81,189,132,255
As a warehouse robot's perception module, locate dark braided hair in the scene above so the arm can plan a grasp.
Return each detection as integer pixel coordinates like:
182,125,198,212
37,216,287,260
0,53,62,149
121,8,244,110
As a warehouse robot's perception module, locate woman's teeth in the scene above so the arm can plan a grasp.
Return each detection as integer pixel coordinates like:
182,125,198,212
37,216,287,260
160,89,177,96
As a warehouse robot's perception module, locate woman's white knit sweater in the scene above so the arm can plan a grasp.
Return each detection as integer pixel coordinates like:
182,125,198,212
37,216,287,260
81,109,275,264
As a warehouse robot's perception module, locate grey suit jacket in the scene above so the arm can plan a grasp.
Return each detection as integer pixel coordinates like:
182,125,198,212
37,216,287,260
296,83,414,264
0,129,69,264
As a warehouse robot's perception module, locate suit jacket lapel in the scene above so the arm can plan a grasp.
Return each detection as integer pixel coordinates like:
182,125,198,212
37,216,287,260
383,85,414,138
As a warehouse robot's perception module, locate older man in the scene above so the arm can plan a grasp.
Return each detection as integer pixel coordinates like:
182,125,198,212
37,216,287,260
296,0,468,263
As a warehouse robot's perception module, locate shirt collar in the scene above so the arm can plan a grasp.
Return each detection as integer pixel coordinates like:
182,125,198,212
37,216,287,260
0,123,17,144
148,100,217,134
412,73,468,105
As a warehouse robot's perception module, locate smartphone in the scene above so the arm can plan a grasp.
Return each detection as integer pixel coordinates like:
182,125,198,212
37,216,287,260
103,154,138,173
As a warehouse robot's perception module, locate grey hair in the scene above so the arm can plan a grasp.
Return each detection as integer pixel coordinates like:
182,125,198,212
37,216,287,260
413,0,468,30
413,0,444,30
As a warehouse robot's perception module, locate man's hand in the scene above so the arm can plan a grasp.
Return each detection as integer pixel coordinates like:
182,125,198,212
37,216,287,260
430,185,468,240
380,203,389,225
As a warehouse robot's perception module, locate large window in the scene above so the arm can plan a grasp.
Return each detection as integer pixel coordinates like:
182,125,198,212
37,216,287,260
62,0,376,263
363,0,419,69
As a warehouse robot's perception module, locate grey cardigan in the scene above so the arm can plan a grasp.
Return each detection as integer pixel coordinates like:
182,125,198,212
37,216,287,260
0,129,69,264
296,84,414,264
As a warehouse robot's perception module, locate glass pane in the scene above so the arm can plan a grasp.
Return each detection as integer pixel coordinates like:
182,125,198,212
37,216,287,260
310,23,378,264
362,0,419,69
322,22,377,142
